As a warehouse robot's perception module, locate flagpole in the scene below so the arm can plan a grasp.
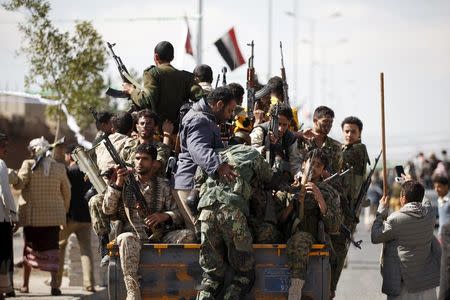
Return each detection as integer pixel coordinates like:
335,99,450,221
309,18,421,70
197,0,203,64
267,0,272,81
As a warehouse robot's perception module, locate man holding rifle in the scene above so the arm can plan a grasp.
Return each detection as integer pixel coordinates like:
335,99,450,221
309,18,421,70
103,143,195,300
121,41,202,127
330,116,370,297
250,103,298,177
276,149,341,300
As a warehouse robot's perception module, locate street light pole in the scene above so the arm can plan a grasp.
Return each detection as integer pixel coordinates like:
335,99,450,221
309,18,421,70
196,0,203,64
267,0,273,81
309,20,315,115
293,0,298,105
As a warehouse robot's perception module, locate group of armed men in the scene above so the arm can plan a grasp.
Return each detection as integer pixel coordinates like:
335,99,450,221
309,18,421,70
88,40,371,300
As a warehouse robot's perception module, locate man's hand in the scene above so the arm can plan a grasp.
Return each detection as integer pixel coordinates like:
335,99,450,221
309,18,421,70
305,182,327,214
254,109,265,126
162,120,174,135
115,167,131,188
379,195,389,209
145,213,170,227
217,163,238,183
377,195,390,218
268,132,278,145
302,128,317,140
122,83,135,94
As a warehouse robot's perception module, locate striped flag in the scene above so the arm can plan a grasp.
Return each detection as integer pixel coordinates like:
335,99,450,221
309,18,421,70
214,27,246,70
184,16,194,56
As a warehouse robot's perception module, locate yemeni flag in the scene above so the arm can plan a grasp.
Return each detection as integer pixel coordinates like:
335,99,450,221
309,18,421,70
184,16,194,56
214,27,246,70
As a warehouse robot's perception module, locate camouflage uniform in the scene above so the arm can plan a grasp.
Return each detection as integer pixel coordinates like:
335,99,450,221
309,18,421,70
103,176,195,300
129,64,203,126
120,137,171,175
277,181,341,280
330,141,369,293
90,132,129,240
88,193,109,237
95,132,128,173
196,145,271,299
247,177,283,244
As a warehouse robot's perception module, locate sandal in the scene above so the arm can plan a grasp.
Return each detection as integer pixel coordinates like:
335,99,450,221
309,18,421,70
19,286,29,294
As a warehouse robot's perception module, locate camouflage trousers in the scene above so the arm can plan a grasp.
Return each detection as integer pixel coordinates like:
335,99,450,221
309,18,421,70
250,220,283,244
197,203,255,300
161,229,197,244
88,193,110,237
286,231,315,280
330,230,350,293
117,232,142,300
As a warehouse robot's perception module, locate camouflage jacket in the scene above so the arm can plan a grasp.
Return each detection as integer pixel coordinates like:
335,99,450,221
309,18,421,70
198,145,273,216
120,137,171,173
130,63,203,124
295,135,343,175
103,176,182,240
340,141,369,223
276,181,342,240
95,132,128,173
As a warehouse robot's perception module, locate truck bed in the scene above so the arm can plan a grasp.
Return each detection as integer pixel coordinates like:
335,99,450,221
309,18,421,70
108,243,330,300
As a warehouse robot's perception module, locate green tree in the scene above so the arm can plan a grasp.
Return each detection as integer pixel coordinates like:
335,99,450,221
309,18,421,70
3,0,107,135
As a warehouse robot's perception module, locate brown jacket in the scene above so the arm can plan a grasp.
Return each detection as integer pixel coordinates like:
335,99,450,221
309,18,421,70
11,158,71,227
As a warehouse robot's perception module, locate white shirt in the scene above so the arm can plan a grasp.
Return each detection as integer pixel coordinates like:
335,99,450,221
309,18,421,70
0,159,17,222
438,191,449,208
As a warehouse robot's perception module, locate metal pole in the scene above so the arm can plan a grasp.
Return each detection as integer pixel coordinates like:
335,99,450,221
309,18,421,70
293,0,298,104
267,0,272,81
309,20,315,117
380,72,388,196
321,46,326,105
196,0,203,64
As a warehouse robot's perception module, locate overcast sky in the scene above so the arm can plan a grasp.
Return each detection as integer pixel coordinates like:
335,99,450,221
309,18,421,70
1,0,450,162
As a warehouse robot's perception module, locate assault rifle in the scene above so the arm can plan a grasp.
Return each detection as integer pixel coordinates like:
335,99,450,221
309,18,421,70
215,73,220,89
222,67,227,86
105,42,141,108
353,150,382,222
246,40,256,120
265,103,280,165
89,107,162,241
291,150,316,234
279,41,290,107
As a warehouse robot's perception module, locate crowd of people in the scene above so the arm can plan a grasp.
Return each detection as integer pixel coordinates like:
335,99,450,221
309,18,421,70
0,40,448,300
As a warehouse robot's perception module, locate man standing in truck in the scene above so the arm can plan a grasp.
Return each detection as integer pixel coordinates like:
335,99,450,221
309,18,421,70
196,145,273,300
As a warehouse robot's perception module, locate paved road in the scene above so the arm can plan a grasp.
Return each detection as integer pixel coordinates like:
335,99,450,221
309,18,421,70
11,229,107,300
335,223,384,300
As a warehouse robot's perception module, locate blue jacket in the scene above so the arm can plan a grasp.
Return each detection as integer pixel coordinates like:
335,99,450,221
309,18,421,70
174,99,223,190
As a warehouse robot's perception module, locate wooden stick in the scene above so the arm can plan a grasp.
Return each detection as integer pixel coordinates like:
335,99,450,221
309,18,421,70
380,73,388,196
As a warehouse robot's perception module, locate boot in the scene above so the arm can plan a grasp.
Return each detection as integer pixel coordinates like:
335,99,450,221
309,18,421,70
123,275,141,300
288,278,305,300
99,234,110,267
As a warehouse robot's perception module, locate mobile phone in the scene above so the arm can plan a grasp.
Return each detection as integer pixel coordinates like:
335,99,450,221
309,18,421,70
395,165,405,178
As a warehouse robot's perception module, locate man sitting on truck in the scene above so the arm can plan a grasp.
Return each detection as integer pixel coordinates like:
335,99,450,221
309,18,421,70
103,143,195,300
276,149,341,300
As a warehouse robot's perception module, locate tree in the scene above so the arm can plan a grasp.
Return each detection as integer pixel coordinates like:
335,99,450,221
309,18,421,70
3,0,107,135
